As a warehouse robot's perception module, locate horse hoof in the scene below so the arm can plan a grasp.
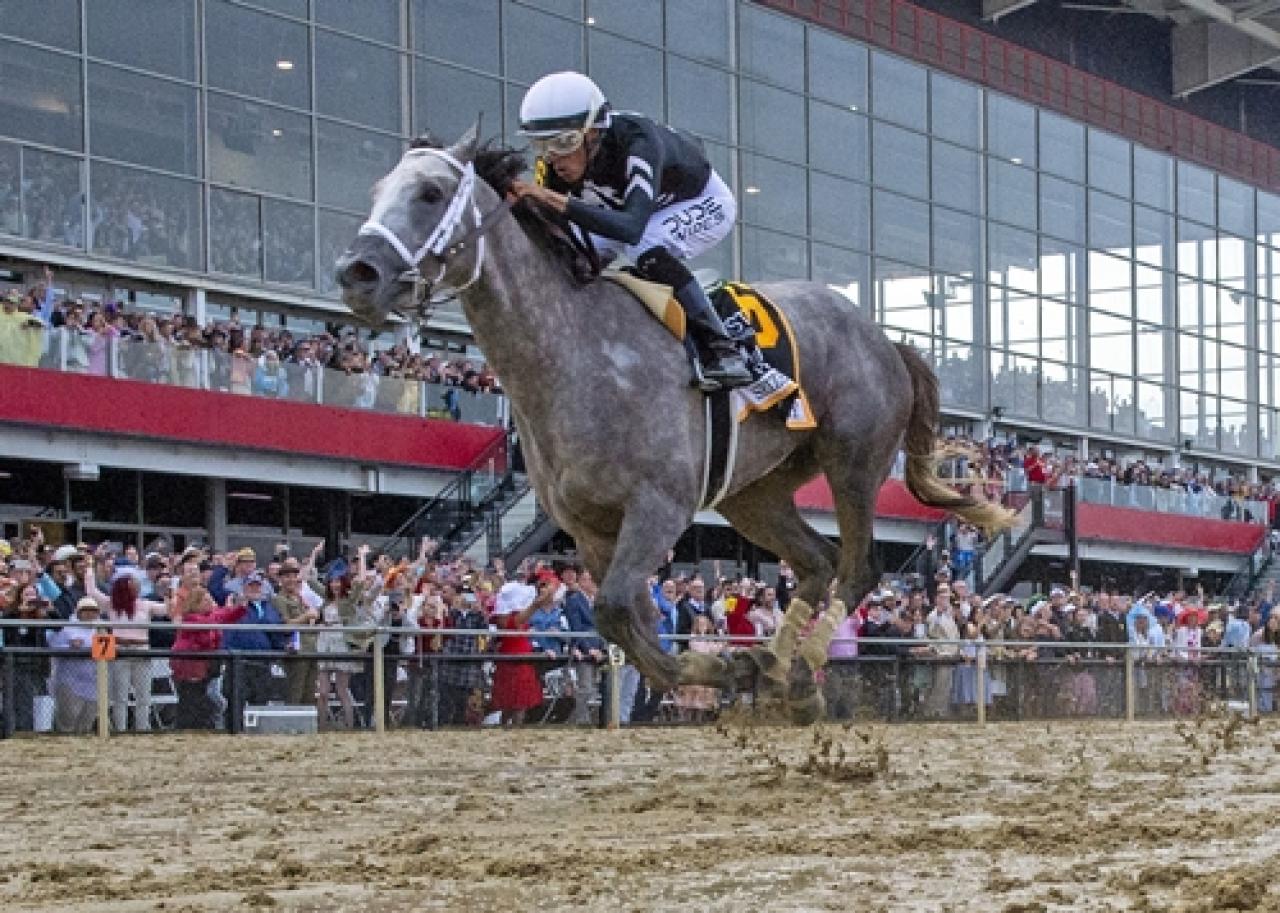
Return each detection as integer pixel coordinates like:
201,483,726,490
787,692,826,726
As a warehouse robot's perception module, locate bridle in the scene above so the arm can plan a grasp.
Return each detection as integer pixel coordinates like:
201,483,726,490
357,147,509,318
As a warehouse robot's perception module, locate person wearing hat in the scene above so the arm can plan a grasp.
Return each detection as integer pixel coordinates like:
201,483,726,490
45,598,104,734
220,571,289,728
489,580,553,726
273,546,325,707
210,547,274,605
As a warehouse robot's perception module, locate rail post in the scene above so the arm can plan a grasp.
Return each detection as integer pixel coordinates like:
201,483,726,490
2,651,15,739
1124,646,1135,723
96,656,110,739
1248,652,1259,719
606,645,623,730
976,648,987,727
373,631,387,735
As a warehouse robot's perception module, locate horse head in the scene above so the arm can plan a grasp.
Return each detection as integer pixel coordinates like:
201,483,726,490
335,125,490,325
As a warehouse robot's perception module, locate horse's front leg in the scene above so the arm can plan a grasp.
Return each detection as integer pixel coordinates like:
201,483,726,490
591,500,716,693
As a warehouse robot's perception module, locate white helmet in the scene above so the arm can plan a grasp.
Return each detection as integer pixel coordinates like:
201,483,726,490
519,72,610,156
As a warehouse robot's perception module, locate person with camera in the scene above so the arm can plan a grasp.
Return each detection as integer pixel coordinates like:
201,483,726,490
45,597,104,734
272,544,325,707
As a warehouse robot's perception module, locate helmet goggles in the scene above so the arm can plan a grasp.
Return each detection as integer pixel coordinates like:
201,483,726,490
530,128,586,159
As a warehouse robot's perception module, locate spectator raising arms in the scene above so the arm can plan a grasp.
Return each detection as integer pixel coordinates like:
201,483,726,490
84,559,168,733
489,580,553,726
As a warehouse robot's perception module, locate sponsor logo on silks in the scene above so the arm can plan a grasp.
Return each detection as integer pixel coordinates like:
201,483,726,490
662,196,726,243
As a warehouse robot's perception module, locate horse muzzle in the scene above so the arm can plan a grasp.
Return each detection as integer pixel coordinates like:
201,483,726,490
335,245,400,324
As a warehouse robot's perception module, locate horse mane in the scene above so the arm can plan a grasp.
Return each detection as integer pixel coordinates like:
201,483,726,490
407,135,595,284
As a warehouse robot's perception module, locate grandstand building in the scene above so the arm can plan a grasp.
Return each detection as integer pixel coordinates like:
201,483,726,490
2,1,1278,589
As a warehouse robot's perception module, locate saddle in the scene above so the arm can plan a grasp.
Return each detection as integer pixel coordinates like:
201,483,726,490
605,270,816,432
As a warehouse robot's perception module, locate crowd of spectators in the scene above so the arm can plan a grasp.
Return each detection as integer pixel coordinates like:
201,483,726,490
3,523,1280,735
0,265,501,414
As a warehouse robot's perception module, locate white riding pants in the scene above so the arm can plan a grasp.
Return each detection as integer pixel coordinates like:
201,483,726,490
590,170,736,265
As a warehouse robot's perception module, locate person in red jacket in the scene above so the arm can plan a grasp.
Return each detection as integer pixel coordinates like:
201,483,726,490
489,579,554,726
1024,446,1048,485
171,586,245,730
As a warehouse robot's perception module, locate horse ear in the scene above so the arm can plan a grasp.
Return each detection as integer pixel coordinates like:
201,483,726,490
448,122,481,164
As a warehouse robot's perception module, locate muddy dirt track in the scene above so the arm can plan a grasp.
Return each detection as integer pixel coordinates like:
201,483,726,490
2,718,1280,912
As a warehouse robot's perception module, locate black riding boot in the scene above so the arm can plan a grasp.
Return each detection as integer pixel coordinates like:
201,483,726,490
673,279,753,391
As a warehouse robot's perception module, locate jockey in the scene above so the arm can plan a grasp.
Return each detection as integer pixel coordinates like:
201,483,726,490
510,71,752,392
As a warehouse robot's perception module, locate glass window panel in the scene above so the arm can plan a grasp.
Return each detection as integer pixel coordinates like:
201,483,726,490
88,64,199,176
809,173,868,249
316,32,401,133
1040,238,1083,303
1178,333,1200,388
666,0,731,65
588,0,661,41
667,57,732,143
872,189,929,267
21,148,84,248
414,62,502,145
1176,219,1216,279
263,198,313,287
689,225,734,282
930,141,979,213
741,153,806,235
0,39,83,150
521,0,581,15
870,51,926,131
1134,204,1172,269
210,188,261,279
1003,295,1039,356
1219,288,1248,347
941,341,983,409
929,72,980,148
1178,279,1205,334
1135,321,1164,380
1134,146,1173,211
1137,381,1170,440
1042,360,1084,425
807,27,866,110
317,209,364,295
316,0,400,43
811,245,869,309
740,80,805,162
1088,251,1132,317
1040,176,1085,245
739,4,803,90
1259,191,1280,246
588,31,663,118
871,122,927,197
993,352,1040,415
988,222,1037,292
1040,299,1079,363
207,93,312,201
742,226,808,281
701,139,732,183
986,93,1035,166
0,141,18,236
206,2,310,109
1039,111,1083,181
1219,234,1248,289
1090,312,1134,377
1134,264,1168,325
413,0,499,72
88,0,195,79
504,5,583,86
987,159,1036,230
1086,128,1131,199
1222,399,1254,456
808,101,867,180
316,121,401,212
244,0,308,16
1088,190,1131,257
1177,161,1215,224
939,275,976,343
876,259,932,333
1218,176,1254,240
90,162,201,270
1,0,79,49
932,207,979,277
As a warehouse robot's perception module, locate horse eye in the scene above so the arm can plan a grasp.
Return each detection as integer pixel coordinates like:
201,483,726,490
419,185,443,204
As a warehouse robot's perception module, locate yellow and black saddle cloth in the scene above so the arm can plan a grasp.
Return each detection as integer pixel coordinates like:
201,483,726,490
605,270,816,431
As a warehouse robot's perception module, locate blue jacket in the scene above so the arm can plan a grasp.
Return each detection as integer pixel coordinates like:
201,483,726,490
222,600,288,652
529,605,565,654
562,589,604,652
650,581,678,655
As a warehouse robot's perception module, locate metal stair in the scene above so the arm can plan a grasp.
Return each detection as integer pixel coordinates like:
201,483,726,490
977,488,1066,596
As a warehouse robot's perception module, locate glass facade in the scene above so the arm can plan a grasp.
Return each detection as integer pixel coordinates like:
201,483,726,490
3,1,1280,465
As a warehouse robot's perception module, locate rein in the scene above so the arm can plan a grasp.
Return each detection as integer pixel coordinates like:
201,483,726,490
357,148,510,319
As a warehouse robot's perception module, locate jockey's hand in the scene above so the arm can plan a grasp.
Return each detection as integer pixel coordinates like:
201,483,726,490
508,180,567,214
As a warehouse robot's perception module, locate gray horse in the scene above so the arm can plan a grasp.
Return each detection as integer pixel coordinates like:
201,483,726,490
336,129,1010,721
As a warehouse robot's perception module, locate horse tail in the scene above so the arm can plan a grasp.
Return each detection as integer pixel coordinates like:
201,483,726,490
895,342,1015,532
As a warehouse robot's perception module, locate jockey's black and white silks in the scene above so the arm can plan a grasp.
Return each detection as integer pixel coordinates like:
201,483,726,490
540,112,718,250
